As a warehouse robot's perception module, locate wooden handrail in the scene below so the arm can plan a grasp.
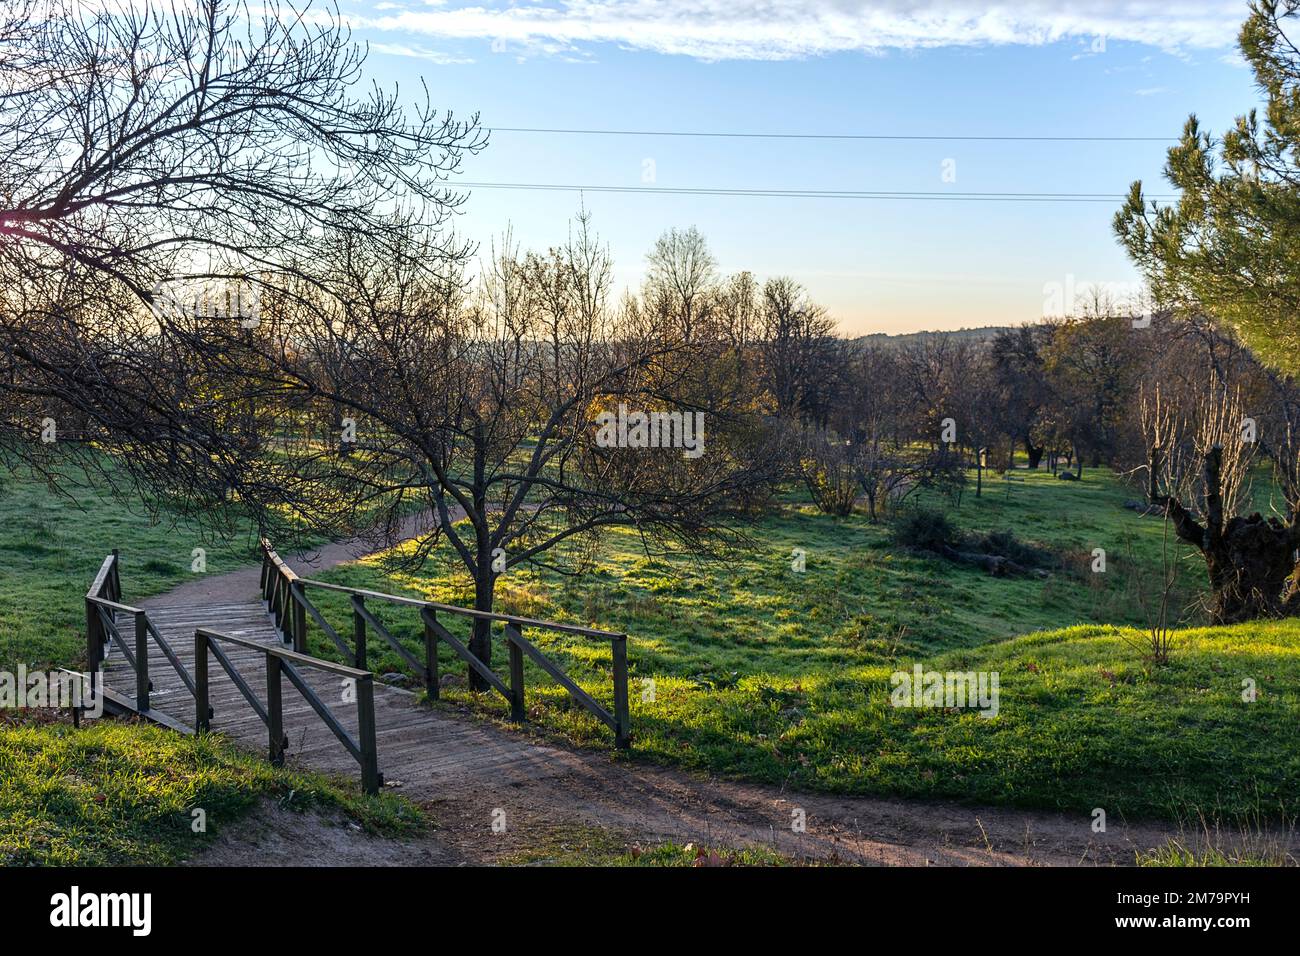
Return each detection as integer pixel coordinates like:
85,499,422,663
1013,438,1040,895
259,537,300,581
85,554,197,712
258,538,632,749
260,537,306,651
195,627,381,794
197,627,374,678
86,553,117,601
298,578,626,640
85,595,140,615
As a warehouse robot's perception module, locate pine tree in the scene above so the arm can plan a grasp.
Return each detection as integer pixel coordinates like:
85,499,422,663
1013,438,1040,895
1115,0,1300,375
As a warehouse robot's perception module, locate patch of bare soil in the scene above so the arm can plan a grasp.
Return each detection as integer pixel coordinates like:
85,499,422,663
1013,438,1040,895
410,740,1186,867
142,510,443,610
189,799,460,867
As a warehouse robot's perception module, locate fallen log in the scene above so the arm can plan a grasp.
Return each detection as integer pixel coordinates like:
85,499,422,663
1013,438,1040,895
937,545,1050,578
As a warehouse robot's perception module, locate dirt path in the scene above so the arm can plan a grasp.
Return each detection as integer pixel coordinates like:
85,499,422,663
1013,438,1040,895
412,732,1190,866
141,509,442,610
168,521,1209,868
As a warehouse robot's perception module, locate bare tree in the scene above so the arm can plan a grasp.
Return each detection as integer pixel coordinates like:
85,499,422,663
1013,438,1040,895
758,277,840,425
716,270,758,349
643,226,718,344
1123,519,1180,664
0,0,483,508
1143,380,1300,622
832,346,920,521
799,427,858,516
206,213,781,685
990,324,1054,468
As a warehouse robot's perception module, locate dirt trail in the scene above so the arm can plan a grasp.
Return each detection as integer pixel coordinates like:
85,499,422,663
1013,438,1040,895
141,510,442,610
170,520,1211,867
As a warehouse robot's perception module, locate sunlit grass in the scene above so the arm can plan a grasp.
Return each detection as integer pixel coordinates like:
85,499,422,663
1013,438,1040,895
498,824,795,867
307,469,1300,822
0,460,268,667
0,716,422,865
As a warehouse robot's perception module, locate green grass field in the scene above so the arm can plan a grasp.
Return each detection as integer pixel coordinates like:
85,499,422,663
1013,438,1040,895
4,459,1298,842
0,461,270,667
498,826,794,866
299,468,1300,823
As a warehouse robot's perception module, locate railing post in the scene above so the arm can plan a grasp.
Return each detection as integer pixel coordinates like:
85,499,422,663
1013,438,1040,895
356,674,380,795
110,548,122,605
612,635,631,750
134,610,150,711
290,580,306,653
267,655,285,766
351,595,367,670
85,597,102,708
506,624,526,723
280,577,289,634
272,576,283,633
195,630,210,732
422,607,439,700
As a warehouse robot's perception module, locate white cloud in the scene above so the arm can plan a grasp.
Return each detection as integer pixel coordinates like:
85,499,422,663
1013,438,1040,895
347,0,1246,62
367,40,475,63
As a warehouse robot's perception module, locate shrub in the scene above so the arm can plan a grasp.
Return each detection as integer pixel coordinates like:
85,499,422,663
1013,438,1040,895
890,506,962,553
799,430,859,517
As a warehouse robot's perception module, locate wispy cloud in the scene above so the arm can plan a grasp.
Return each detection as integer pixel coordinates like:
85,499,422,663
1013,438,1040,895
345,1,1245,62
367,41,475,64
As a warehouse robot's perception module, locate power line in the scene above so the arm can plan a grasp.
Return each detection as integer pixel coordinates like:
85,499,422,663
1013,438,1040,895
486,126,1177,143
455,181,1174,203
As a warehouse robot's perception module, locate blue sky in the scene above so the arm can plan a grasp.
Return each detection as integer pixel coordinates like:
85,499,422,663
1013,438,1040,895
337,1,1260,334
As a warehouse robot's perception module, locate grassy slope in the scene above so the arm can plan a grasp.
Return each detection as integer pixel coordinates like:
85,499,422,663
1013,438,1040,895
0,461,411,865
307,469,1300,822
0,717,420,865
0,462,266,667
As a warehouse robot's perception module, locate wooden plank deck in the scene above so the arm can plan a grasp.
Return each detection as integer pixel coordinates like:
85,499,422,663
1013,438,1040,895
100,601,571,787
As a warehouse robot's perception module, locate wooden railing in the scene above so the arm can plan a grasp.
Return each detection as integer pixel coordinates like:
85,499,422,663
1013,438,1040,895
85,551,198,718
89,539,631,789
260,541,306,652
195,628,382,794
260,539,631,749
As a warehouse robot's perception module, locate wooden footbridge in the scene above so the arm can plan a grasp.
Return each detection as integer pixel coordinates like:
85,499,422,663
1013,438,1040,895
83,542,631,793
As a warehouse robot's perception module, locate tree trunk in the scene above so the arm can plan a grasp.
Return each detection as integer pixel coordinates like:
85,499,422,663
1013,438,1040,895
468,571,494,691
1159,447,1300,623
1203,515,1299,623
468,427,493,691
1025,437,1044,470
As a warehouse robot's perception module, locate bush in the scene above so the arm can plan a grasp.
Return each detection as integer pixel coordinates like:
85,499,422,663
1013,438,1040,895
890,506,962,553
800,429,859,517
